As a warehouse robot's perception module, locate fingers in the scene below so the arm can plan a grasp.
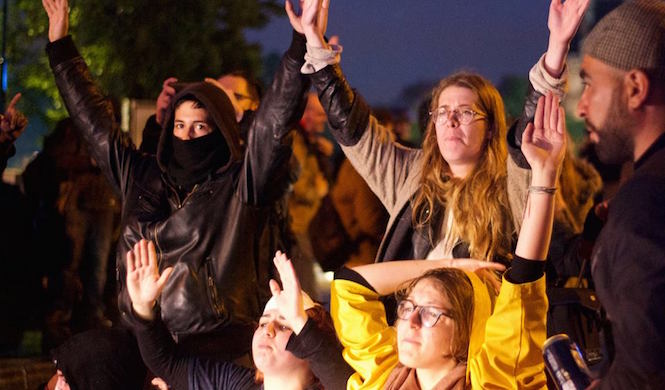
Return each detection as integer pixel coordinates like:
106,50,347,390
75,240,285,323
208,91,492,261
126,250,136,274
556,106,566,135
479,261,507,272
533,95,545,132
548,94,560,135
328,35,340,46
162,77,178,88
5,93,21,113
269,278,282,297
147,240,158,269
42,0,54,15
285,0,302,33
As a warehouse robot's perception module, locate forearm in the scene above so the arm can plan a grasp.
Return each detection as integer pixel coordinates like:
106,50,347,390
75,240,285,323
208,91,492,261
243,31,309,205
515,170,558,261
351,259,453,296
133,307,190,390
287,317,354,389
46,35,131,194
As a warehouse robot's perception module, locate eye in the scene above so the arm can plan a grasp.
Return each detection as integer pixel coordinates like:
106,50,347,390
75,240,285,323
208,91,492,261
461,109,475,117
174,123,183,129
277,324,291,332
258,322,268,328
195,123,208,131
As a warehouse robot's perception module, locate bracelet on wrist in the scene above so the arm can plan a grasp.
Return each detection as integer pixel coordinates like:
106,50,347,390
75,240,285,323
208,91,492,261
528,186,556,195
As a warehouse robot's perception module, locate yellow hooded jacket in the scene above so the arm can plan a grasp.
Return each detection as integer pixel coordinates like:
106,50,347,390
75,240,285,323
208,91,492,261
331,270,548,389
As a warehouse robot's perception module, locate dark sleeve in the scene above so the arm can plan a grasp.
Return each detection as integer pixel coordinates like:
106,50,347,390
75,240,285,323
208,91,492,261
507,82,542,169
504,255,545,284
286,317,354,389
334,266,376,291
132,307,191,390
139,114,162,155
45,35,139,198
240,30,310,206
598,177,665,388
308,64,371,147
0,142,15,173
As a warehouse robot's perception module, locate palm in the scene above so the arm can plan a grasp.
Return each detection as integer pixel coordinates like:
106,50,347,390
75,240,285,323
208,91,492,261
125,240,172,315
548,0,589,45
522,93,567,173
270,251,307,332
42,0,69,42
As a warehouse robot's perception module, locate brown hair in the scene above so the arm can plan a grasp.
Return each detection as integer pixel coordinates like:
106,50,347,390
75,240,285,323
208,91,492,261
411,72,514,261
395,268,475,363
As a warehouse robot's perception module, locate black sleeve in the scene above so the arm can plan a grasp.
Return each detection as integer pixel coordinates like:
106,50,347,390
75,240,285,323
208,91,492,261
507,82,541,169
504,255,545,284
133,307,259,390
0,142,15,173
132,307,190,390
286,317,354,389
308,64,371,147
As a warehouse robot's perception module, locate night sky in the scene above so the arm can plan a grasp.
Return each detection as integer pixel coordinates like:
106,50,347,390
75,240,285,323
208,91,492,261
246,0,552,107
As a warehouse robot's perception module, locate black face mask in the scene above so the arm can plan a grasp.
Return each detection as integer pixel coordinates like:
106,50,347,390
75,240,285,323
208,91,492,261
166,130,230,190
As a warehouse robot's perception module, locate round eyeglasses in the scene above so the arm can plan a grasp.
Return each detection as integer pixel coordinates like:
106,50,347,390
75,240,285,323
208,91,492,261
429,107,485,126
396,299,453,328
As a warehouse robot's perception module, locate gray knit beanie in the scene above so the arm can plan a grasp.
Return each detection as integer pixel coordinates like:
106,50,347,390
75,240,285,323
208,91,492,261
583,0,665,77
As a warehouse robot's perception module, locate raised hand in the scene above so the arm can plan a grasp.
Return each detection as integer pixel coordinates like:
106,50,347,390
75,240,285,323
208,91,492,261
544,0,590,76
268,251,309,334
288,0,330,48
521,92,567,184
42,0,69,42
548,0,590,46
126,239,173,320
155,77,178,125
0,93,28,144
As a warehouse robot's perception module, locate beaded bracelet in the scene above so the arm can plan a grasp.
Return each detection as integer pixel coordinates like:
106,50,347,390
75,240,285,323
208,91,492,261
528,186,557,195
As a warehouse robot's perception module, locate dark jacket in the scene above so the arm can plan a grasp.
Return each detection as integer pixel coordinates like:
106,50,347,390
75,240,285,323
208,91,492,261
593,133,665,389
46,32,309,358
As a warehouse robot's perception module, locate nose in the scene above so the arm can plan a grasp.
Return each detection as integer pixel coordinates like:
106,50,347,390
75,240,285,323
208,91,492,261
264,322,276,338
576,93,587,119
445,111,460,127
407,309,422,328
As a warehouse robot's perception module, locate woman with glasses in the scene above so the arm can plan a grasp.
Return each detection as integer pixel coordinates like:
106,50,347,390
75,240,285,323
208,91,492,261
289,0,588,276
331,91,566,389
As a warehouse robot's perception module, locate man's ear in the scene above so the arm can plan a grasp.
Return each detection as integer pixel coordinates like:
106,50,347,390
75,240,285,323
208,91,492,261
624,69,651,110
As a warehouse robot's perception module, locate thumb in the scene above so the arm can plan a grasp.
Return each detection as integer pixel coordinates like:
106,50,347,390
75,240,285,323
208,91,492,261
328,35,340,46
269,279,282,297
156,267,174,291
522,122,534,146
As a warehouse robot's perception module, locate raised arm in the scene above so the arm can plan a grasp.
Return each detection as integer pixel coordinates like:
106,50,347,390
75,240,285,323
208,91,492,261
271,251,355,389
0,93,28,172
43,0,138,196
509,0,589,167
239,1,324,205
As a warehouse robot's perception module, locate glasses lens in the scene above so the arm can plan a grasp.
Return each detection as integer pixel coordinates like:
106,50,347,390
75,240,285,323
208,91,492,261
397,300,415,320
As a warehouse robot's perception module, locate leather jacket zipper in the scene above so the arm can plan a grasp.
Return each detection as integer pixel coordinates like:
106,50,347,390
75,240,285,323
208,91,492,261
205,258,225,318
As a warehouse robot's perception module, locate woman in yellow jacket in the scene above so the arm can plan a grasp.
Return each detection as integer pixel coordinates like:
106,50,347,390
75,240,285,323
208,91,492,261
330,89,567,389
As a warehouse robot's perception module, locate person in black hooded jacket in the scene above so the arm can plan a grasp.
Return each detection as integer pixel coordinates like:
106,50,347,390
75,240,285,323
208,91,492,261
42,0,311,361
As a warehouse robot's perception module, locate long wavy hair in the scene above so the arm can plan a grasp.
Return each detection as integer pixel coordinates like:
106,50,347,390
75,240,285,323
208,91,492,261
411,72,514,261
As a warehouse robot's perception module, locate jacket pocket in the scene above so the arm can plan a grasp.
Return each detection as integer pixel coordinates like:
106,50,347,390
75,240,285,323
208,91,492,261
205,257,226,319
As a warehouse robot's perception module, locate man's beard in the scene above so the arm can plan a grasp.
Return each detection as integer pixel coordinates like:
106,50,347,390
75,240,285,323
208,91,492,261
587,88,634,165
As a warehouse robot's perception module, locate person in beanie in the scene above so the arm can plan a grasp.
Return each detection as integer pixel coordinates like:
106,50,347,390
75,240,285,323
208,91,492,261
577,0,665,388
42,0,316,361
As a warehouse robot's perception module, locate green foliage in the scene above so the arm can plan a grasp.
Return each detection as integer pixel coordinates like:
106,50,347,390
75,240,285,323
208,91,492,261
5,0,283,133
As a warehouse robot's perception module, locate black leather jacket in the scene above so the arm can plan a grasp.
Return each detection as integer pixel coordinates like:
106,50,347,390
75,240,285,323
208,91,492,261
47,32,309,356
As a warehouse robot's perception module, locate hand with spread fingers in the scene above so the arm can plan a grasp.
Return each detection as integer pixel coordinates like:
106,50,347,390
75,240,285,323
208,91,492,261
126,239,173,320
42,0,69,42
268,250,309,334
521,92,567,184
545,0,590,76
0,93,28,145
289,0,330,49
